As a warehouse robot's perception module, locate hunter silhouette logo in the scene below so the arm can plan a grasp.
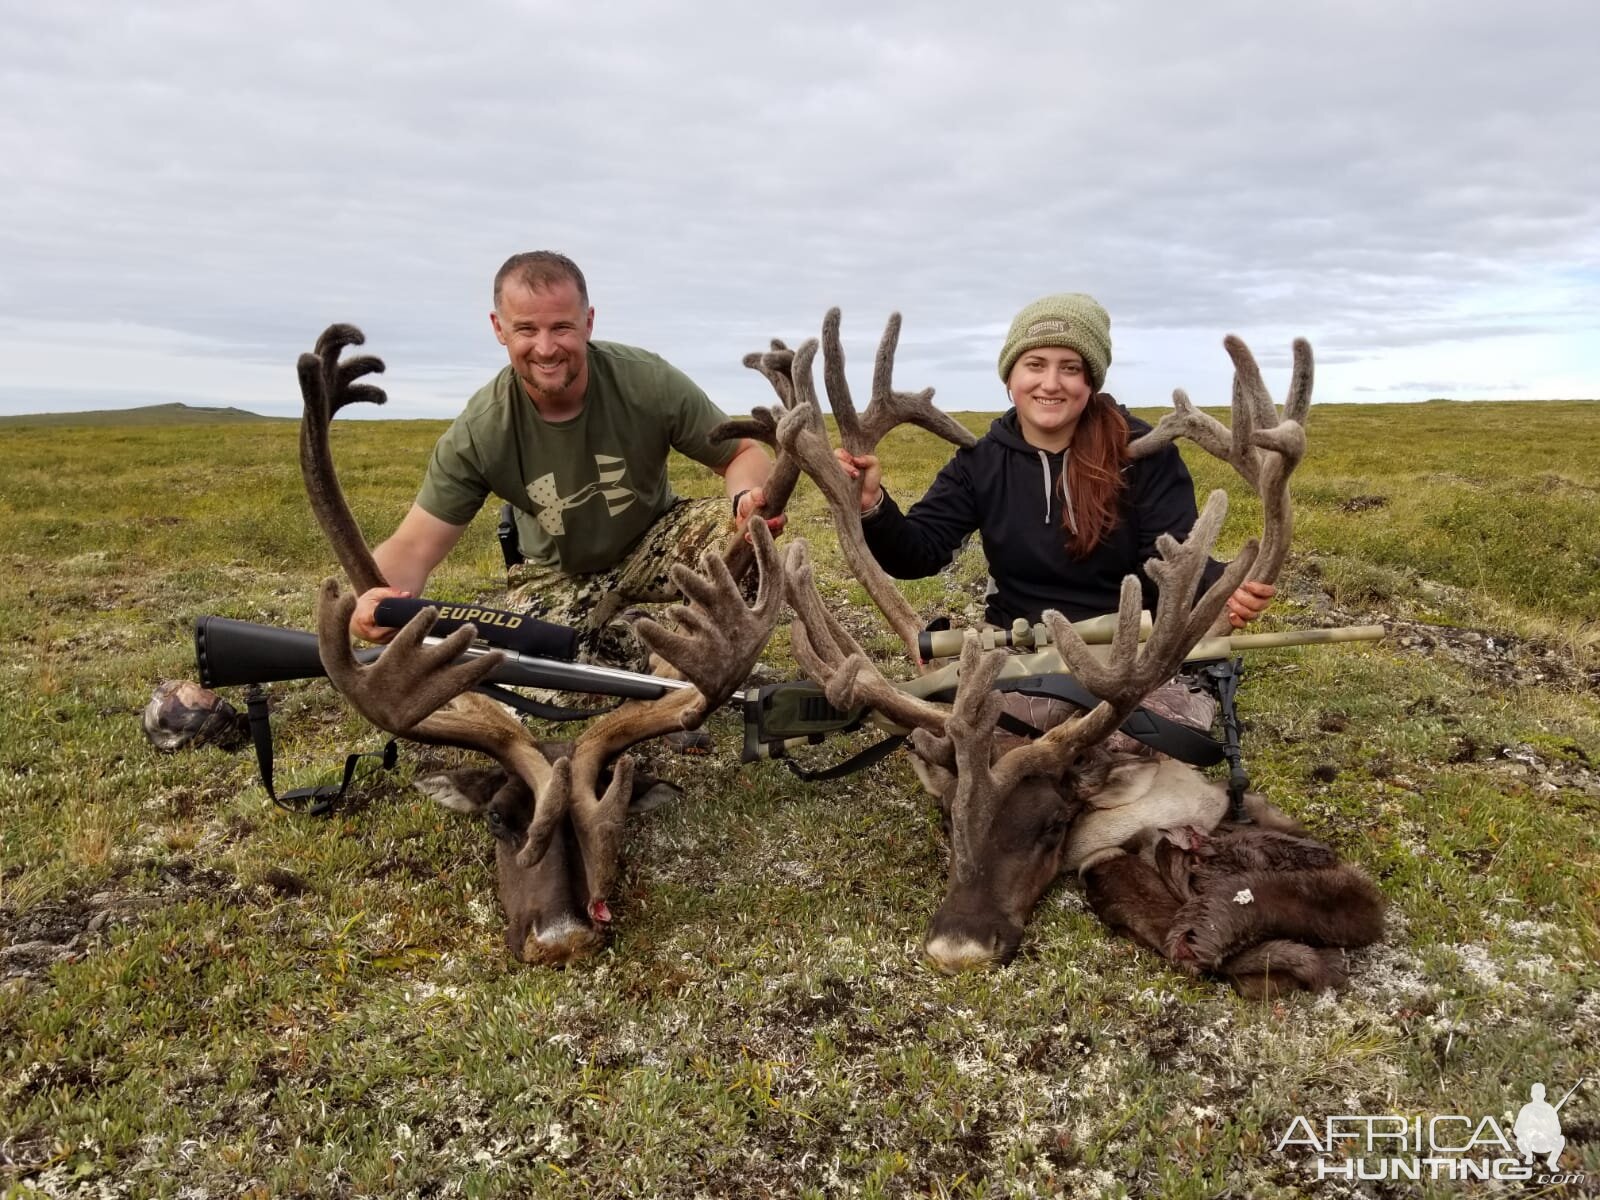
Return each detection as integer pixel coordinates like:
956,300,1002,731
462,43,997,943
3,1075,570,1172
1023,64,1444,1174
1276,1077,1588,1185
1514,1081,1578,1170
526,454,636,536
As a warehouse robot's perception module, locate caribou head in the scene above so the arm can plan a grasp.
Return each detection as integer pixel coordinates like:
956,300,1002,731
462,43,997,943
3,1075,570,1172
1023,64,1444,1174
296,325,786,963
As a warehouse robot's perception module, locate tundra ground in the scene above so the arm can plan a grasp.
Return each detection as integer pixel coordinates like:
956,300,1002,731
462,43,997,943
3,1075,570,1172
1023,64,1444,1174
2,402,1597,1198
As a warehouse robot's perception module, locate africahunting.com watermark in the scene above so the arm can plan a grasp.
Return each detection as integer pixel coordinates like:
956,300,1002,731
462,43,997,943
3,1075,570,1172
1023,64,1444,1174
1276,1079,1588,1185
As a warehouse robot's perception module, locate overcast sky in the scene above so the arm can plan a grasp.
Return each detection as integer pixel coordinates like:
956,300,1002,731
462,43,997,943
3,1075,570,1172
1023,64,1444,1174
3,2,1597,420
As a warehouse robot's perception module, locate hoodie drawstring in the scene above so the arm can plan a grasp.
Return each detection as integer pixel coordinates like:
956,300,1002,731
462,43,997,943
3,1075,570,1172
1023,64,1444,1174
1061,452,1077,534
1038,449,1077,532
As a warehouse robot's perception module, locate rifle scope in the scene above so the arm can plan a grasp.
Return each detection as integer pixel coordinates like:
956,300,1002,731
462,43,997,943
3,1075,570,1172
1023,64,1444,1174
919,611,1153,660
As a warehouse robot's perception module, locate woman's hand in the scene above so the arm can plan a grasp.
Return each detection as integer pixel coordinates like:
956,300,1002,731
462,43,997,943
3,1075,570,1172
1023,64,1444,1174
1225,580,1276,629
833,448,884,513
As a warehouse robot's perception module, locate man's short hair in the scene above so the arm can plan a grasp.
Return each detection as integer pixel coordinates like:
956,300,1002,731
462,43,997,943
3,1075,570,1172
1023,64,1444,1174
493,252,589,310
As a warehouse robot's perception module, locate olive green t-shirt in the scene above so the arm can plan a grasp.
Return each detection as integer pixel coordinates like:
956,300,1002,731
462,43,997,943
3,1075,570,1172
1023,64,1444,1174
416,341,738,575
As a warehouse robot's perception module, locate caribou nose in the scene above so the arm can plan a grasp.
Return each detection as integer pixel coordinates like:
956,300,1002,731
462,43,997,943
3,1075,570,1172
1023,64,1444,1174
923,931,999,974
521,916,604,966
923,923,1022,974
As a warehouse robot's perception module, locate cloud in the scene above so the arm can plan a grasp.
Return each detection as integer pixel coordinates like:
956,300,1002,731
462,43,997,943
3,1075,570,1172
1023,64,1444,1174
1355,381,1527,395
1,0,1597,419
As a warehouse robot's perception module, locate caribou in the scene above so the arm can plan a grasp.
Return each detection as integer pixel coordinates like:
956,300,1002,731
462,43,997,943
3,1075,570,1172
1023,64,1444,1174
296,324,788,963
743,311,1384,995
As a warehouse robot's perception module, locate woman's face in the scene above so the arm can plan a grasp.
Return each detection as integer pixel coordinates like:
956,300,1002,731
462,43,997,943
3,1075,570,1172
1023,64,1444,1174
1008,347,1093,450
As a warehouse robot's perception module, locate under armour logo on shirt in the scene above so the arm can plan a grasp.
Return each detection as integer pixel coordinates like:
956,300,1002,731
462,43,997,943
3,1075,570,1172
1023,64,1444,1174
526,454,637,536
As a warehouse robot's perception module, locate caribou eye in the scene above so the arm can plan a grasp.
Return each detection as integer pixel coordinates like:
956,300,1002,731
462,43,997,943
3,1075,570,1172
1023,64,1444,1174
485,809,519,844
1039,819,1070,846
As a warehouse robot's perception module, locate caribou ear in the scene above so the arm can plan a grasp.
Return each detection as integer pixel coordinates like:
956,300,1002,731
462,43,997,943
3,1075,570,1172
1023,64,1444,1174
907,747,955,799
629,778,682,815
414,767,507,814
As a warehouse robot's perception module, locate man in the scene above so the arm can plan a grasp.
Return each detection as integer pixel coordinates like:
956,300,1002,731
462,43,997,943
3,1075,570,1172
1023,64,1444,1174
351,251,782,668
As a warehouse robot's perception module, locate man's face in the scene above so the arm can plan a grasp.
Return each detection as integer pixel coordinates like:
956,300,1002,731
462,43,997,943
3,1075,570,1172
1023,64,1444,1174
490,278,595,407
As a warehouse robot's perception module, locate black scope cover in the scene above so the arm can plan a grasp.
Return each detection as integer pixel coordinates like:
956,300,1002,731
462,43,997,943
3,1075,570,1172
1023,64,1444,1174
373,598,579,661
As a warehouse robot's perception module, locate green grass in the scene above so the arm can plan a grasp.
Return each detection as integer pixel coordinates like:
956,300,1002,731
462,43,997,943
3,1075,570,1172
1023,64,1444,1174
2,401,1598,1197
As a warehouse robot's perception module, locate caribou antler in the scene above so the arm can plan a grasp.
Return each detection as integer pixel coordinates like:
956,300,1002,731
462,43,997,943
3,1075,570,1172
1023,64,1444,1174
1131,337,1312,633
710,338,809,582
515,519,787,914
819,309,978,456
298,324,389,594
768,309,974,670
300,324,570,868
940,491,1258,884
298,327,538,769
782,540,955,735
315,580,558,796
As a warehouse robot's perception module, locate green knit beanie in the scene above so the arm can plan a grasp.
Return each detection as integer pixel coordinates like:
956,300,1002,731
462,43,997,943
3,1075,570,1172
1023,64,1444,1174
997,293,1113,392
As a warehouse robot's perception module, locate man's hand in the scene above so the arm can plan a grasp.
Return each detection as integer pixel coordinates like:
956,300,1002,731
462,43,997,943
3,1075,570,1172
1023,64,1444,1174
734,488,788,539
833,448,883,513
1225,580,1276,629
350,586,414,643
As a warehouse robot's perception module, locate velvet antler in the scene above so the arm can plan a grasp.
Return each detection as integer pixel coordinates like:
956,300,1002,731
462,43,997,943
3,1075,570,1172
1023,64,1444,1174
1130,337,1312,633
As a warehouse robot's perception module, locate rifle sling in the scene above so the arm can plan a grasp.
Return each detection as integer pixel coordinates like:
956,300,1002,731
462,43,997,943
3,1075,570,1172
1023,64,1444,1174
242,679,610,817
779,733,909,782
980,674,1227,768
244,685,398,818
777,671,1225,781
473,682,612,723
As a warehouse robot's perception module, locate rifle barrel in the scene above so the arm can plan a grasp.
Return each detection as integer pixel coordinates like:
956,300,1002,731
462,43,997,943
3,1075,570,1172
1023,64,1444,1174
1553,1078,1588,1112
920,616,1385,662
1186,624,1388,659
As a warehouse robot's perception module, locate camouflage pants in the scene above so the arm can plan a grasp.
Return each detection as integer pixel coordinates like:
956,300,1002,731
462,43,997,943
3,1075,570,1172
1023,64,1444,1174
501,497,731,672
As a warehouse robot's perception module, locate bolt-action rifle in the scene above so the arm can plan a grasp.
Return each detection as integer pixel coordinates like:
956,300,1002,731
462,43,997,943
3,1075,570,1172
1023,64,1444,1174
193,599,696,816
741,615,1386,764
194,606,692,706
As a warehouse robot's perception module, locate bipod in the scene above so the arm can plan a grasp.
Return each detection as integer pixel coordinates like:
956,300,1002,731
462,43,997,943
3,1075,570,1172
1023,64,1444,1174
1195,657,1251,824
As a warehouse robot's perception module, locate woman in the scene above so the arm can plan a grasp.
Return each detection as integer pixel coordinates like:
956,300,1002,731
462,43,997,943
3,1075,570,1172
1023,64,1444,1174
836,292,1274,631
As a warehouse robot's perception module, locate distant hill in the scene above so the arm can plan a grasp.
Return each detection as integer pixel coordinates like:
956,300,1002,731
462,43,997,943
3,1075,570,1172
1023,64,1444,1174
0,402,286,428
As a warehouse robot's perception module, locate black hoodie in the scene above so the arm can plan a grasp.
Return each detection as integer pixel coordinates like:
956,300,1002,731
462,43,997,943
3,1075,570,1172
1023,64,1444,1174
861,403,1225,625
